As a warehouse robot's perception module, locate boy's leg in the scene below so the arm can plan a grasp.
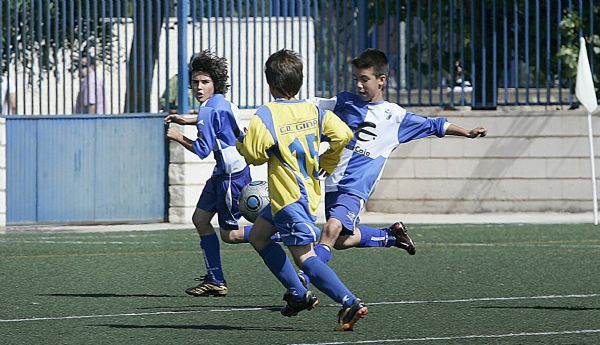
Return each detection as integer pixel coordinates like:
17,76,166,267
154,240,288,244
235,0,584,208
186,207,228,297
220,224,282,244
298,193,360,287
290,245,368,331
248,215,316,315
335,222,415,255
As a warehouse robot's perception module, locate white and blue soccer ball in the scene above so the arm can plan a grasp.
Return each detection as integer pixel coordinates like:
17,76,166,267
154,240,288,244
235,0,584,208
238,180,269,223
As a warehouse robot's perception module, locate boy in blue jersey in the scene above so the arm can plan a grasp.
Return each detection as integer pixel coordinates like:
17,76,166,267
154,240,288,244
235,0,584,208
300,48,487,286
165,51,253,297
237,49,368,331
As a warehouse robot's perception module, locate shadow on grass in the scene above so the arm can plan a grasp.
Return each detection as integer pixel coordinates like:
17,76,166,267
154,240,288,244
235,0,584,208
477,305,600,311
95,324,298,331
39,293,181,298
136,305,282,312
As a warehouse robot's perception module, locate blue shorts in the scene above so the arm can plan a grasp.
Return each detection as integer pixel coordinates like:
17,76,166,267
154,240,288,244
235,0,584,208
197,166,251,230
259,203,320,246
325,191,365,235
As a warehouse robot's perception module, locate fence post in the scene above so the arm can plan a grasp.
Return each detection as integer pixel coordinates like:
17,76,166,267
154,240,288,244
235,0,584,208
471,0,497,110
357,0,369,51
177,0,190,114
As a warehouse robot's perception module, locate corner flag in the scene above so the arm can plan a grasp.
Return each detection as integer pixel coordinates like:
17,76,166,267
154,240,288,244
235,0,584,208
576,37,599,225
576,37,598,113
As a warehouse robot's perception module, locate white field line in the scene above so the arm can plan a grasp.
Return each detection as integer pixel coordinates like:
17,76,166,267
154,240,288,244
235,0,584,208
0,240,165,245
0,293,598,323
287,329,600,345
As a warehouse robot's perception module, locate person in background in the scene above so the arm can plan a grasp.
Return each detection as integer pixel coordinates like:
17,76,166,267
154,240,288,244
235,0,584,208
74,55,104,114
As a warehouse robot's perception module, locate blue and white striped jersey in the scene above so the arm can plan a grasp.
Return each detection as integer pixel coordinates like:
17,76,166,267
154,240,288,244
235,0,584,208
193,93,248,175
311,92,450,200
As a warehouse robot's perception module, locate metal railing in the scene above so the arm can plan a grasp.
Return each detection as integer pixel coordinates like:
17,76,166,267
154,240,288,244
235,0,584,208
0,0,598,114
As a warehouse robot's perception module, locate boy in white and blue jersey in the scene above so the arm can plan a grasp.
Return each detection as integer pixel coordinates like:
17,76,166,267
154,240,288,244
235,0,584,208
237,49,368,332
301,49,487,285
166,51,253,297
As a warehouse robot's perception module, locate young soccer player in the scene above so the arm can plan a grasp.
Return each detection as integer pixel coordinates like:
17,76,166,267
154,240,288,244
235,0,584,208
165,50,252,297
237,49,368,331
300,48,487,286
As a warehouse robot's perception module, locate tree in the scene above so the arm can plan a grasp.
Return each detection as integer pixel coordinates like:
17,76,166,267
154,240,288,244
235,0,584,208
1,0,116,77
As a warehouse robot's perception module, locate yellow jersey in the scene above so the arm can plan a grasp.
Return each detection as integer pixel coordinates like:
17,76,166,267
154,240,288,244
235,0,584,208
237,99,352,221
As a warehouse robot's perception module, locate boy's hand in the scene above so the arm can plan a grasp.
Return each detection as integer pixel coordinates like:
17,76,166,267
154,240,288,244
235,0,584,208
166,127,183,141
164,114,187,125
467,127,487,138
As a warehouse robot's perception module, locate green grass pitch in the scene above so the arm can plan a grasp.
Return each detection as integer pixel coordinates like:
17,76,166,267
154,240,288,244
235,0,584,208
1,224,599,344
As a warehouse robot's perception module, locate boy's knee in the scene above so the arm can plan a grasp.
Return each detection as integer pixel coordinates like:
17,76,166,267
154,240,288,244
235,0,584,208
320,219,343,246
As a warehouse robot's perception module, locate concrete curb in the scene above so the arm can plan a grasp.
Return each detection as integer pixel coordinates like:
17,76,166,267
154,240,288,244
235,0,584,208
1,212,596,234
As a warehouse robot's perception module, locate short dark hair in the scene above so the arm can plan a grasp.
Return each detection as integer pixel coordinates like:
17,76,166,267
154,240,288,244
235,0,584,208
351,48,389,77
264,49,303,98
188,50,230,94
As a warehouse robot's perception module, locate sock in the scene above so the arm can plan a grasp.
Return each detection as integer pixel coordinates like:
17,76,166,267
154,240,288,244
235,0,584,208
314,244,332,264
243,225,253,242
199,233,225,283
259,241,307,300
242,225,282,243
358,225,396,247
301,256,356,308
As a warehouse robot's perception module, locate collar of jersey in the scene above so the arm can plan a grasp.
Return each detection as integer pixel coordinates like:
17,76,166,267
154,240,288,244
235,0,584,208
274,98,304,103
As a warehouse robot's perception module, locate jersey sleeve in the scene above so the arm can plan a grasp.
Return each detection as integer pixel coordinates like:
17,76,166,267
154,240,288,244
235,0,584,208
319,109,353,174
236,113,275,166
192,107,219,159
397,112,448,144
307,96,338,111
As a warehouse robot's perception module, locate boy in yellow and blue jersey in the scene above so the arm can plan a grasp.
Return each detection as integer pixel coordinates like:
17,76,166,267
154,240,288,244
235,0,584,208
237,49,368,332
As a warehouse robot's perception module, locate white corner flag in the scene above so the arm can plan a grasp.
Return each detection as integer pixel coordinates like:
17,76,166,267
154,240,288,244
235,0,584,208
576,37,599,225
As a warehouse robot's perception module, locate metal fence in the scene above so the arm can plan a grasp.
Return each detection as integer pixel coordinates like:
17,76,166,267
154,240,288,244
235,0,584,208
1,0,598,114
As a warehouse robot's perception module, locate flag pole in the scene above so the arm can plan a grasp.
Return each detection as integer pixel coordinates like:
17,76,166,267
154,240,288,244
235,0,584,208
575,37,599,224
586,110,598,225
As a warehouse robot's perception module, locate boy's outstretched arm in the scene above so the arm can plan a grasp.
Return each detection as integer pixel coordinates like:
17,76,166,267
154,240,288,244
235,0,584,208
164,114,197,126
445,124,487,138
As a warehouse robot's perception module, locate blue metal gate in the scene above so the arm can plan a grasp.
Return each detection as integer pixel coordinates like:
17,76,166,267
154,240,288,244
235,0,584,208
5,114,167,225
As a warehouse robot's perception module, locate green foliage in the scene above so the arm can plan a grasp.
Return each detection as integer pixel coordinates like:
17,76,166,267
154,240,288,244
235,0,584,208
556,10,600,98
1,0,121,76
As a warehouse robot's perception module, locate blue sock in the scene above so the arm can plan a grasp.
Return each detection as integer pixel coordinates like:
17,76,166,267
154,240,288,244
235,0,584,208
314,244,332,264
358,225,396,247
299,244,332,287
259,241,307,300
243,225,282,243
301,256,356,308
243,225,253,242
199,233,225,283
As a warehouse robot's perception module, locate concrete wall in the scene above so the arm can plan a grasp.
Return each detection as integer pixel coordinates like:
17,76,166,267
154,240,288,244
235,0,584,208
369,108,600,213
167,108,600,222
167,109,268,223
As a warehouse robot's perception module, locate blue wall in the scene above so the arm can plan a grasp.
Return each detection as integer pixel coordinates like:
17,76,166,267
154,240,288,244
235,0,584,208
6,114,167,225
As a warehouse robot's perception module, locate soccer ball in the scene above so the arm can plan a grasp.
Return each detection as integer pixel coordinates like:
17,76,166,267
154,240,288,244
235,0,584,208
238,180,269,223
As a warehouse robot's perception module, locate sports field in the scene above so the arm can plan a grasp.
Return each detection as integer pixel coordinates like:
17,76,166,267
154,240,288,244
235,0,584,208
1,223,599,345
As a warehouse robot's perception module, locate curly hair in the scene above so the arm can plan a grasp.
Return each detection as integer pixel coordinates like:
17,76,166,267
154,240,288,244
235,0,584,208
188,50,230,94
